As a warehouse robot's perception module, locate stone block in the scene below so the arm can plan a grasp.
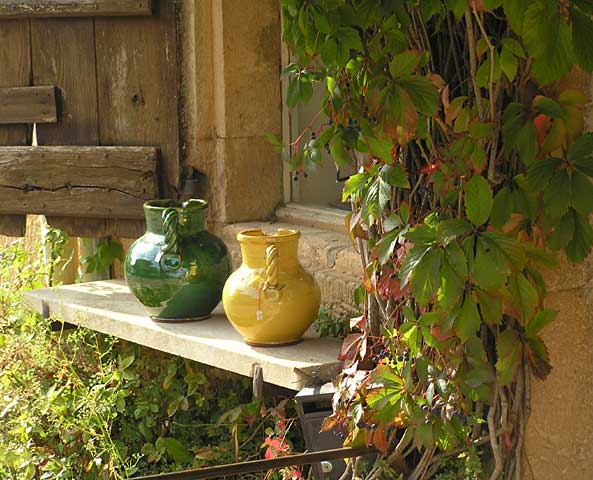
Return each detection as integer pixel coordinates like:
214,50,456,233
213,0,282,139
525,289,593,480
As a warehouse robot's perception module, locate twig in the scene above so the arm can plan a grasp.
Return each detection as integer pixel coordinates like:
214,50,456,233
464,9,484,119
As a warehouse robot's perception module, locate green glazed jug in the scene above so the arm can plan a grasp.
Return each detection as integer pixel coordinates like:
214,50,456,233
124,199,231,322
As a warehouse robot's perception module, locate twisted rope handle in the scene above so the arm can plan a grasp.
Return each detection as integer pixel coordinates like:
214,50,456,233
162,207,179,255
158,207,182,272
264,244,279,289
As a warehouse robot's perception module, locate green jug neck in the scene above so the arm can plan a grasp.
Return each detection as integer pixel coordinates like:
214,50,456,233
144,199,208,236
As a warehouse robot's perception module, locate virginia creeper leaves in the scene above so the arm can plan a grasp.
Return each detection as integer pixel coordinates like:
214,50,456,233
465,176,493,226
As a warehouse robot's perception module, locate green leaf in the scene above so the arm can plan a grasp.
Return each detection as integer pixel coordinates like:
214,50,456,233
570,5,593,71
526,309,557,336
508,273,539,323
438,261,464,311
502,103,527,153
516,121,537,166
119,355,135,371
544,170,571,219
390,50,422,77
476,289,503,325
465,176,493,227
490,187,513,228
376,229,399,265
531,21,574,86
548,210,576,251
533,96,566,118
446,0,466,19
406,223,436,246
496,329,522,385
436,219,472,245
313,10,332,34
381,163,410,188
570,133,593,176
399,245,428,288
342,173,368,202
570,171,593,215
456,295,481,342
502,38,526,58
164,437,194,464
503,0,527,34
337,26,363,52
415,422,433,449
445,241,469,279
527,157,562,191
329,131,350,167
398,75,439,116
500,46,518,81
320,37,338,65
469,121,495,140
566,209,593,262
411,248,442,307
471,238,507,291
369,137,393,163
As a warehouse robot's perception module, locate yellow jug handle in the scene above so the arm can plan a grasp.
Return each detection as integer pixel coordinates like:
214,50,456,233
264,244,279,289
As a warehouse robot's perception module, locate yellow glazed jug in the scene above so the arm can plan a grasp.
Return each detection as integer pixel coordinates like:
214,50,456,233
222,228,321,346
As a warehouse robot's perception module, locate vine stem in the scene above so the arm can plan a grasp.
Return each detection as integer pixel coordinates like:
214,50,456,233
488,386,504,480
472,8,496,121
464,9,484,119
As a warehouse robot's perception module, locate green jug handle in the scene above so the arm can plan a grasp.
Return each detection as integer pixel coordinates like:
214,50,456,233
157,207,182,272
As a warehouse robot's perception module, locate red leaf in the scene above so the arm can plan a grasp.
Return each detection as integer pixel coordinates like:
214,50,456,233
339,333,363,362
372,426,390,453
533,114,552,145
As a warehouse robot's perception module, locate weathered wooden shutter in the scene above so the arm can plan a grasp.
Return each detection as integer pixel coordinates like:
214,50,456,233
0,0,180,237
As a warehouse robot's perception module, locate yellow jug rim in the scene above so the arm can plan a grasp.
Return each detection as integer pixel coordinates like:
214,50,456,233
237,228,300,244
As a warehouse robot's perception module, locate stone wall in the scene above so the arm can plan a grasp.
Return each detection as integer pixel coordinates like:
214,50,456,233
179,0,283,226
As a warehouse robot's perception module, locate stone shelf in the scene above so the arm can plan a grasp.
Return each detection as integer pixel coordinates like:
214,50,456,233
23,280,343,391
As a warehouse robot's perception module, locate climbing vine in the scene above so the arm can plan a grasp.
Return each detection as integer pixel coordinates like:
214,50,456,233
279,1,593,478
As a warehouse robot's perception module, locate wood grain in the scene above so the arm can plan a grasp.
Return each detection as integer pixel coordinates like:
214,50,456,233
31,16,107,235
31,17,99,145
0,146,158,218
0,1,152,18
0,86,57,124
0,19,30,236
95,0,181,197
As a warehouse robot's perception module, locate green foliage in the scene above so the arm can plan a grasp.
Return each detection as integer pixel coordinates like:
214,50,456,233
313,308,350,338
0,240,303,479
80,237,124,276
281,1,593,479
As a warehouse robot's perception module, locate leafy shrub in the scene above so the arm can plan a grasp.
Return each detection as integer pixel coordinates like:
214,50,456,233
0,238,304,479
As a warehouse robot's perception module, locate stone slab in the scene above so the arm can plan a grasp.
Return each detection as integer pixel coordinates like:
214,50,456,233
23,280,342,391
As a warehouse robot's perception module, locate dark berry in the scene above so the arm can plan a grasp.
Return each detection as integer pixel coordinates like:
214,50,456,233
292,174,299,182
397,355,404,362
371,356,379,365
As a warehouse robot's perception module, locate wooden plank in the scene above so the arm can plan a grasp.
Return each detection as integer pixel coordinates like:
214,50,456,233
0,19,30,236
30,17,108,236
23,280,343,391
0,1,152,18
46,217,146,238
31,17,99,145
95,0,181,197
0,146,158,218
0,86,57,124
